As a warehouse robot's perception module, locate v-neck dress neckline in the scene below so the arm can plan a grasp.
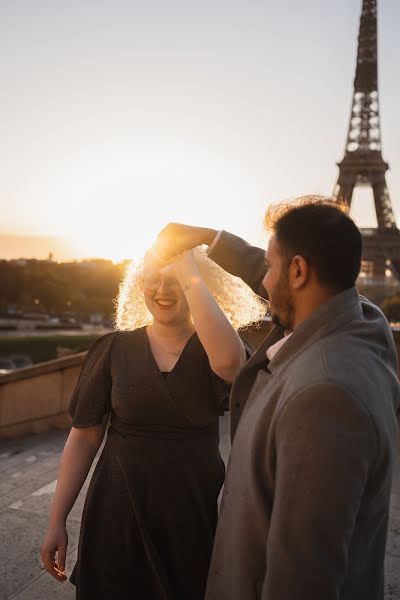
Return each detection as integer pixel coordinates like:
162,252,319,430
144,326,197,379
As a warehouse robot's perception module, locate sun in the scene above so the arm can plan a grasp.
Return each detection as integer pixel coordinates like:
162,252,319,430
49,141,233,263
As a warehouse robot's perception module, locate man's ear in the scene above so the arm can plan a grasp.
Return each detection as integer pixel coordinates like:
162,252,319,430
289,255,310,289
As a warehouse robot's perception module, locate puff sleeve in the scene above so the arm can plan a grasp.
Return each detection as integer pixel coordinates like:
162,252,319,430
69,332,116,427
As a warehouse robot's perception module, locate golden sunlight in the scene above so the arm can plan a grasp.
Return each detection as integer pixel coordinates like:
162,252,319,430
51,142,233,262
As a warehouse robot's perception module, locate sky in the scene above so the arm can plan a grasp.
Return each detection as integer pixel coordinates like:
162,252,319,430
1,0,399,262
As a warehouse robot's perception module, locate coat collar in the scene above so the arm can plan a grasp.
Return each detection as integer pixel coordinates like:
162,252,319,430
267,286,363,375
240,323,285,374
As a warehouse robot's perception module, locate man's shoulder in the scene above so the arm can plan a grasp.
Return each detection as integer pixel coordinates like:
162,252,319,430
284,323,399,421
296,301,395,370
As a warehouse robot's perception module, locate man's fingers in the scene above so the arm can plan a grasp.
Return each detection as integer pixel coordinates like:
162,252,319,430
153,241,185,261
156,223,173,237
157,223,180,239
155,223,191,257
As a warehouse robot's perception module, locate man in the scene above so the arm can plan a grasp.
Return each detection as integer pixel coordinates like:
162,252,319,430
156,196,399,600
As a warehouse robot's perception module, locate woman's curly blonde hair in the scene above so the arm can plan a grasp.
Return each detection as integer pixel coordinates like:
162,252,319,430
114,246,267,331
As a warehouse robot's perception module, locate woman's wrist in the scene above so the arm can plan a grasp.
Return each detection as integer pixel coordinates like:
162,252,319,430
48,513,68,528
177,271,202,293
174,253,201,289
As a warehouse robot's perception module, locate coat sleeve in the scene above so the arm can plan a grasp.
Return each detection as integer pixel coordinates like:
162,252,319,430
207,230,267,299
262,382,378,600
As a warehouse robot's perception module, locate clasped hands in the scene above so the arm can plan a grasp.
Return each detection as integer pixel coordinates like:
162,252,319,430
154,223,210,259
151,223,213,286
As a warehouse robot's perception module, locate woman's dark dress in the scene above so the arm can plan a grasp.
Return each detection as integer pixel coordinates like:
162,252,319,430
69,327,228,600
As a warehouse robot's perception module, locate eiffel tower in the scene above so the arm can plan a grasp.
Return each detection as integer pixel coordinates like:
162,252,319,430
333,0,400,281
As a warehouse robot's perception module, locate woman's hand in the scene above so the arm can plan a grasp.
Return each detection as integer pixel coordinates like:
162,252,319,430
161,250,201,290
40,523,68,583
39,426,106,584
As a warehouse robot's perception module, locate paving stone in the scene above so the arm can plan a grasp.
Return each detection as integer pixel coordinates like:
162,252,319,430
385,553,400,599
0,479,23,499
388,508,400,558
0,478,59,512
391,493,400,512
10,577,76,600
1,423,400,599
1,455,61,484
29,465,60,486
392,441,400,495
9,549,77,600
0,432,68,475
0,508,80,600
6,478,89,524
393,468,400,495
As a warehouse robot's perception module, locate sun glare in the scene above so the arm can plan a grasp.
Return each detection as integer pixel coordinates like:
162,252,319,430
50,142,233,263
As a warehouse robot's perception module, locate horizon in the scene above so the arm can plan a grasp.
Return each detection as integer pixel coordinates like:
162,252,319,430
0,232,130,263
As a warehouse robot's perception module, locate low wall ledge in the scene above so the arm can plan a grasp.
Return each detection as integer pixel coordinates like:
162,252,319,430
0,353,86,385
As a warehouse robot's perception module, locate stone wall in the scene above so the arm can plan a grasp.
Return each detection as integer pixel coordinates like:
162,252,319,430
0,354,85,438
1,320,399,439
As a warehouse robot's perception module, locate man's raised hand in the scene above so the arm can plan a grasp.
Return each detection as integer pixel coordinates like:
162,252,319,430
155,223,217,260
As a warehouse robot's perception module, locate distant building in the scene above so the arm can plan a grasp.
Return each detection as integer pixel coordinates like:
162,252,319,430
89,312,104,325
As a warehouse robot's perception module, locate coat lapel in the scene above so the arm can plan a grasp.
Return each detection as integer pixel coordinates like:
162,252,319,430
230,324,284,438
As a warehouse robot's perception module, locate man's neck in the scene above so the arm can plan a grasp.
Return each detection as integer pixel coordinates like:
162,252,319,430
292,288,338,330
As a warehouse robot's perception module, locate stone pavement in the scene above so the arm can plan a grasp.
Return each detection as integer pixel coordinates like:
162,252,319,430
0,420,399,600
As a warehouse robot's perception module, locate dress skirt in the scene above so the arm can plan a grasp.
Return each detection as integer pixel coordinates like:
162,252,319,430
71,427,225,600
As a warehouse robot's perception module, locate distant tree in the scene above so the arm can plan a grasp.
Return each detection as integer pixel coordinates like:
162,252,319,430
0,261,24,308
0,258,127,321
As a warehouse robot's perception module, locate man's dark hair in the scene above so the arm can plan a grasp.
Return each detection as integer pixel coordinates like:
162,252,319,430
264,196,362,291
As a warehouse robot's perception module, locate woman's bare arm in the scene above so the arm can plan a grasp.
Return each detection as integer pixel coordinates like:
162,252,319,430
40,422,107,582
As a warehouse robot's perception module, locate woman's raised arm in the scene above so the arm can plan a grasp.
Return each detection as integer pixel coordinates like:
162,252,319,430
162,251,246,382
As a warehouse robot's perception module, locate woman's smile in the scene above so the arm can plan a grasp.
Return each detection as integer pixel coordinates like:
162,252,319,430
154,297,177,309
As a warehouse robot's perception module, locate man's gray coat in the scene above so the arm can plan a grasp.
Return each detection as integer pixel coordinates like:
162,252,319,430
206,231,399,600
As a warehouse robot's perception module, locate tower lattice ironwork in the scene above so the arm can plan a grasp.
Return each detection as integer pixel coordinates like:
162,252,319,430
333,0,400,280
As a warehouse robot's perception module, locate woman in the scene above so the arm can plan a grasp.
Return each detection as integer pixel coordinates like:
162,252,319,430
40,247,266,600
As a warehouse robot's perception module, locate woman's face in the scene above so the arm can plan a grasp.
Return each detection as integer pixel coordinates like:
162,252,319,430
142,255,191,326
